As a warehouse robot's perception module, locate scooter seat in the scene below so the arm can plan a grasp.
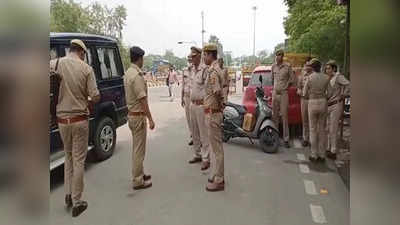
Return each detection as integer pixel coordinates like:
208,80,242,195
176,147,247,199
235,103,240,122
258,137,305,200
226,102,247,114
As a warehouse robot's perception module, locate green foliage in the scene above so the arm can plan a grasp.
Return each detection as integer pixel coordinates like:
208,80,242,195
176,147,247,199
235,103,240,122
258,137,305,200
283,0,346,66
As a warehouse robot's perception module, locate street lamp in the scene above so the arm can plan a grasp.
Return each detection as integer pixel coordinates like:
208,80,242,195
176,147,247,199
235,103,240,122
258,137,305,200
177,41,198,46
252,6,257,64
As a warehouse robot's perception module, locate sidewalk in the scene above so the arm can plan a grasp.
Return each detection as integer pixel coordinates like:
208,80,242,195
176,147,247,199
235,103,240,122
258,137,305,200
336,117,351,190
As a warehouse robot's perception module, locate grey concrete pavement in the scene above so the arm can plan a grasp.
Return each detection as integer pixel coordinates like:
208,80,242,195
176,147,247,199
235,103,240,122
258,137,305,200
50,86,349,225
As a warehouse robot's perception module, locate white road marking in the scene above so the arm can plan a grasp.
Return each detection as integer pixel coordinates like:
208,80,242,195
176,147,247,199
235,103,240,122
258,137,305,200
310,204,327,223
297,153,306,161
299,164,310,173
304,180,318,195
293,138,302,149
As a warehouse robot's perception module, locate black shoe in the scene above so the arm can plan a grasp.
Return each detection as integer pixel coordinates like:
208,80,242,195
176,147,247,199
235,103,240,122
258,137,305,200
72,201,88,217
189,157,202,164
143,174,152,181
326,151,337,160
309,156,318,163
65,195,72,208
284,141,290,148
302,140,309,147
188,140,193,146
317,157,326,163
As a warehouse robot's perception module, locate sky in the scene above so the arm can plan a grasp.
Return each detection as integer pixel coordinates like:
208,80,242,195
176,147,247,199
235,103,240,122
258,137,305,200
77,0,288,58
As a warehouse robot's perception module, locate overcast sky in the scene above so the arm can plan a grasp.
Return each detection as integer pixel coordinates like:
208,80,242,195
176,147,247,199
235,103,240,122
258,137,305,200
78,0,288,58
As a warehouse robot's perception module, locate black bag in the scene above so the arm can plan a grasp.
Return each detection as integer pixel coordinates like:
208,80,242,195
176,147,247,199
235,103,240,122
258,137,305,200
50,58,61,127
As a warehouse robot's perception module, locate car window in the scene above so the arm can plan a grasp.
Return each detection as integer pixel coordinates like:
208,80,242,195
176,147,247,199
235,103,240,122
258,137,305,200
97,47,120,79
249,72,272,86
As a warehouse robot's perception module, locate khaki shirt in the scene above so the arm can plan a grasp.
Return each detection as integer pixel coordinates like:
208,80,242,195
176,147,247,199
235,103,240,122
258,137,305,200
50,54,99,118
303,72,330,100
327,73,350,104
271,62,296,94
297,70,311,99
182,66,192,96
190,64,207,101
204,61,223,110
124,64,147,112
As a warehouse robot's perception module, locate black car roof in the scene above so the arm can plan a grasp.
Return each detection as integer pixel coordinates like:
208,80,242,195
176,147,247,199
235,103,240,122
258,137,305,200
50,32,117,43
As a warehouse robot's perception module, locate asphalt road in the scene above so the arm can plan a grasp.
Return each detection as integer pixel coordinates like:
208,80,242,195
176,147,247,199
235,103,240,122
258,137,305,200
50,86,349,225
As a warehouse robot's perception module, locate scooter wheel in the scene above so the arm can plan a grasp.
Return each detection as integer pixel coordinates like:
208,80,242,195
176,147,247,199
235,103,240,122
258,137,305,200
260,128,279,153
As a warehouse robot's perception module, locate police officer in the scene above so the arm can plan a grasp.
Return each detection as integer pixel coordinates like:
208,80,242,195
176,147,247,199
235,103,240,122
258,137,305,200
167,66,178,100
297,60,313,147
325,60,350,160
124,46,155,190
182,55,193,146
203,43,225,191
188,47,210,171
271,49,296,148
303,58,330,163
50,39,100,217
218,58,231,105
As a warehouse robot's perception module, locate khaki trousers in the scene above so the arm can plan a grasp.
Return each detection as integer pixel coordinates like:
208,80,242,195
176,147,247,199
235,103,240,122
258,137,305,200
301,98,310,142
308,99,327,158
206,112,224,183
327,102,343,153
190,103,210,161
184,95,192,136
58,120,89,205
272,90,289,142
128,115,147,187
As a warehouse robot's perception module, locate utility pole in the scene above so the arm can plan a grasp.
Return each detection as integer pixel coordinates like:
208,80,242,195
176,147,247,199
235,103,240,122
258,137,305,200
201,11,205,48
252,6,257,65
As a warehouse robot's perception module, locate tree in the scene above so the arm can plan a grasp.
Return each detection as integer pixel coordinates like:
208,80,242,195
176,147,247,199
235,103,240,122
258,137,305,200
50,0,90,33
283,0,346,66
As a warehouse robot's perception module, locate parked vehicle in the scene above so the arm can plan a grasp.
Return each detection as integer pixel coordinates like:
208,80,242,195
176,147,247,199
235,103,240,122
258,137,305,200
242,66,302,125
223,76,280,153
50,33,128,170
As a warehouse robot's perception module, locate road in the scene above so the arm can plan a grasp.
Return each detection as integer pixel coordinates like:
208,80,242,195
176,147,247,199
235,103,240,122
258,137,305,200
50,86,349,225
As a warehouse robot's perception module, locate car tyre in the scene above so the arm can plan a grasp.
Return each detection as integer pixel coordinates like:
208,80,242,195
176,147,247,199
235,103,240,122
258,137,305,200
93,117,116,161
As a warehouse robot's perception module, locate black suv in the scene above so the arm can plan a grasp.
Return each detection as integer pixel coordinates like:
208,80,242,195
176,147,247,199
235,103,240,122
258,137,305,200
50,33,128,170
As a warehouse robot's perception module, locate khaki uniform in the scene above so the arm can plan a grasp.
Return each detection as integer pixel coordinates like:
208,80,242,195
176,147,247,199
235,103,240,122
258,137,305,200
326,73,350,153
50,54,99,205
303,72,330,158
182,67,192,136
204,60,224,183
297,70,311,142
190,64,210,162
221,68,230,104
124,64,148,187
271,62,296,142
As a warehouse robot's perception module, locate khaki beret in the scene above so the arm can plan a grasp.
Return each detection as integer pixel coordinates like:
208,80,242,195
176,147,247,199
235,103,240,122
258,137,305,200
275,49,284,56
326,60,337,67
309,58,321,66
71,39,88,53
190,46,202,57
203,43,218,52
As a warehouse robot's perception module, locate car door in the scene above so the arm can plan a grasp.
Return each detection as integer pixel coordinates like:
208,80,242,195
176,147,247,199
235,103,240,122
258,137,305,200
93,44,126,123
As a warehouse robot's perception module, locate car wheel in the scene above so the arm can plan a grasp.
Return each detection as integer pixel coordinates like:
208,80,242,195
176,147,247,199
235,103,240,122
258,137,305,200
94,117,116,161
260,128,279,154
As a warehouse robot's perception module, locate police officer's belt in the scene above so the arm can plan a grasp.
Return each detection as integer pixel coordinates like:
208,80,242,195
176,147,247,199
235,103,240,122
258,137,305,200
192,99,204,105
57,115,88,124
204,108,222,114
328,99,342,107
129,111,146,116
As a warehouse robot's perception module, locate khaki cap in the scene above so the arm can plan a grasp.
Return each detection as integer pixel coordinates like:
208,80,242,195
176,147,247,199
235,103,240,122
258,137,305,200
190,46,202,57
203,43,218,51
326,59,337,67
275,49,284,56
70,39,88,53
